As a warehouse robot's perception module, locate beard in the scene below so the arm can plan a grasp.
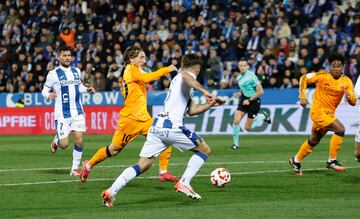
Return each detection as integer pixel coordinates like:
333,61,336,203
60,62,70,68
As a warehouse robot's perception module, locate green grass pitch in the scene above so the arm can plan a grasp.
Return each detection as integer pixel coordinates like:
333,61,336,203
1,134,360,219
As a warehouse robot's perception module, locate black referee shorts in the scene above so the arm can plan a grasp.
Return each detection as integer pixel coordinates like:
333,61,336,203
236,96,261,119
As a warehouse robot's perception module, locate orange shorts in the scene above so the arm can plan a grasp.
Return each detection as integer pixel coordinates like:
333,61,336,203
111,116,153,149
310,108,337,131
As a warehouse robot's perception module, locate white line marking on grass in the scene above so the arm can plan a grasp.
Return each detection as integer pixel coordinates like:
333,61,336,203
1,166,360,187
0,160,356,172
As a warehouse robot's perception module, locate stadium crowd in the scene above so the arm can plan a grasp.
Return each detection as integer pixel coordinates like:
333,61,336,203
0,0,360,93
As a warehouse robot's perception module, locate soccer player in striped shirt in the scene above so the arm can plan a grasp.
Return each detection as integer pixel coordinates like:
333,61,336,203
80,46,179,182
101,54,222,207
42,46,96,176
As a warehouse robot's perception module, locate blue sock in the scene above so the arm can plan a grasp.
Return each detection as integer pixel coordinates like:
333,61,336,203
74,144,83,152
132,164,142,176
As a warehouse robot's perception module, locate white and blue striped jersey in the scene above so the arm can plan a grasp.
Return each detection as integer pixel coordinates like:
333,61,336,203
44,65,88,120
160,70,195,127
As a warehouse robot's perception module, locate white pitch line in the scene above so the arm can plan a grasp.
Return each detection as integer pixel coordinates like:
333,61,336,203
1,166,360,187
0,160,356,172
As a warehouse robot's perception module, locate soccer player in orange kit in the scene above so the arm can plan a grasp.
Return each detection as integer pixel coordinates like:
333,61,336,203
80,46,179,182
289,53,357,176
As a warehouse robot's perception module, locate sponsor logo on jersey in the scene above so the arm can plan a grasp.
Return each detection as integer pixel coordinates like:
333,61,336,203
60,80,81,87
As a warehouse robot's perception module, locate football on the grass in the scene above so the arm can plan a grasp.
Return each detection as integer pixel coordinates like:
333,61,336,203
210,167,231,187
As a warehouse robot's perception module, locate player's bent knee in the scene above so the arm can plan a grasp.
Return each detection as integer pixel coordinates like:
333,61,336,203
308,138,320,147
108,144,122,156
334,122,345,134
74,136,83,145
205,147,211,156
195,142,211,156
335,131,345,137
244,126,252,132
74,139,83,146
58,138,70,149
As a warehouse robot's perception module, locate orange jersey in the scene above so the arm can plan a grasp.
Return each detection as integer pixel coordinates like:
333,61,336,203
120,64,170,121
299,71,356,114
59,30,76,49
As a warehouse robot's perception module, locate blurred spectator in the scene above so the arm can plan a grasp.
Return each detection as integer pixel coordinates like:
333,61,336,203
93,71,106,91
205,48,222,85
328,7,347,30
348,56,359,83
0,70,6,92
289,8,304,38
304,0,321,26
247,28,261,52
273,18,292,40
260,28,276,52
59,25,76,49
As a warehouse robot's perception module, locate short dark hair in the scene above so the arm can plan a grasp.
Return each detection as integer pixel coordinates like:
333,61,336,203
328,53,345,65
239,58,248,62
58,46,72,54
181,53,202,68
123,46,143,66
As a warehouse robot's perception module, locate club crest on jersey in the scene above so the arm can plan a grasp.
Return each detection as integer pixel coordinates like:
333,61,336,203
73,72,79,79
62,93,69,103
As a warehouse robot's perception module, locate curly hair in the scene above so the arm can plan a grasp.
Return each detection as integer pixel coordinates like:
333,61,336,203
328,53,345,65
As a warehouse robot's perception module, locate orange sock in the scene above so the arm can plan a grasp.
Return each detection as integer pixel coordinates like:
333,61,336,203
296,140,314,162
88,147,109,168
159,147,172,173
329,134,343,160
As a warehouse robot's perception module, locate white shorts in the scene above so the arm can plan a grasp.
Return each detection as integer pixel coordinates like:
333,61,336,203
355,121,360,142
55,114,86,140
139,125,204,158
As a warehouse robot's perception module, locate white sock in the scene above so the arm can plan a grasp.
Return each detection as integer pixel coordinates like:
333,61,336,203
109,165,141,196
85,162,91,171
72,145,83,170
328,158,335,162
179,152,208,187
159,170,167,174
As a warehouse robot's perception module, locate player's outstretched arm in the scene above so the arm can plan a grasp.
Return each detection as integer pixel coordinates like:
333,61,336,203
187,98,225,116
182,71,213,102
79,82,96,93
134,64,177,83
86,86,96,93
